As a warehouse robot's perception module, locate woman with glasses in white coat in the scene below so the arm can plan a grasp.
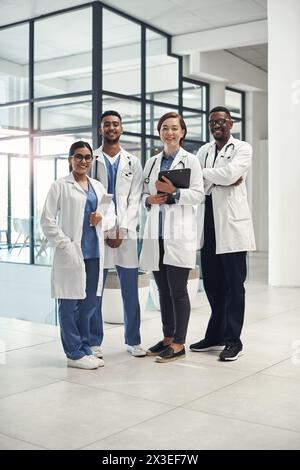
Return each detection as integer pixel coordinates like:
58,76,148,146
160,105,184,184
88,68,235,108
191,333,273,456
41,141,115,370
140,112,204,362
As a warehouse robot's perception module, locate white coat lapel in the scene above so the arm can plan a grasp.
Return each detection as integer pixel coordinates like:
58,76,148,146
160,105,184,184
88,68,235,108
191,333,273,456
94,149,108,189
170,147,187,170
66,172,86,196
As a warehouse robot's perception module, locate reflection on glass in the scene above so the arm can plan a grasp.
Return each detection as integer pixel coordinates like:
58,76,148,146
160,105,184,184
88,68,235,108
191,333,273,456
103,9,141,96
146,138,163,161
0,24,29,103
34,159,55,266
34,8,92,98
225,89,242,118
184,112,205,141
146,30,178,105
0,157,31,264
34,133,92,157
0,102,29,138
102,95,141,134
121,135,141,160
34,96,92,131
231,120,242,140
146,104,178,135
183,82,205,110
0,155,8,255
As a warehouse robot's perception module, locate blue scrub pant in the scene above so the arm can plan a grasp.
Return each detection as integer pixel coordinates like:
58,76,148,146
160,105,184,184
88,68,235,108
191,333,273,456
90,266,141,347
58,258,101,360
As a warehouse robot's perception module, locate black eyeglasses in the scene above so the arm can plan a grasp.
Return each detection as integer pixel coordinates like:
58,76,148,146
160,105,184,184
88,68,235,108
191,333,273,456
208,118,231,127
73,154,93,163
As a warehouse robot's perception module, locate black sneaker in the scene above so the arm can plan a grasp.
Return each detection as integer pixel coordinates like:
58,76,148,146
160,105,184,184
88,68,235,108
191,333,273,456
219,345,243,361
146,340,170,356
190,339,224,352
155,346,186,363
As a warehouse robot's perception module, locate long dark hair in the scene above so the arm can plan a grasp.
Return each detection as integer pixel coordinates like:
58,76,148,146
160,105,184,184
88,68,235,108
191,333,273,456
68,140,93,172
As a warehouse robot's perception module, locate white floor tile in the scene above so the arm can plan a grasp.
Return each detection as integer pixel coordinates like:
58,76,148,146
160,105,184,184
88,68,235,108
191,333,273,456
0,381,173,450
82,407,300,450
67,355,250,406
185,374,300,433
0,432,46,450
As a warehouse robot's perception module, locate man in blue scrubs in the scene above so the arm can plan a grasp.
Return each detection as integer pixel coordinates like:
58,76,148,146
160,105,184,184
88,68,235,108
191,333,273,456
91,111,146,358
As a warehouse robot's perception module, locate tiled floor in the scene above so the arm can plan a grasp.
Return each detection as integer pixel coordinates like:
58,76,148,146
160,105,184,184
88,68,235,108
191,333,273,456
0,252,300,450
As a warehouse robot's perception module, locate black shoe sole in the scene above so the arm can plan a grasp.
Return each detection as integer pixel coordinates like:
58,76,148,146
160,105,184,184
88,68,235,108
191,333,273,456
155,353,186,363
190,345,224,352
219,351,244,361
146,346,170,356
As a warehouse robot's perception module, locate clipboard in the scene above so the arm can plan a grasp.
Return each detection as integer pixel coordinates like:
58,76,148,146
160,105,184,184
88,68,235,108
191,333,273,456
158,168,191,188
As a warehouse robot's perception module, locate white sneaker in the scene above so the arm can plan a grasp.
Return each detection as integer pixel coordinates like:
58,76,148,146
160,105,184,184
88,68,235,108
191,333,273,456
91,346,103,359
89,355,104,367
126,344,146,357
67,355,103,370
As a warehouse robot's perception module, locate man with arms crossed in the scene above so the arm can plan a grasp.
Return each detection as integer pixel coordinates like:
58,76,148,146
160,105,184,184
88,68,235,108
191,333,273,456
190,106,256,361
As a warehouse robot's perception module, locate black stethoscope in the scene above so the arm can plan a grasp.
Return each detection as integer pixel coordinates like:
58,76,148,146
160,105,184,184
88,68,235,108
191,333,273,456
144,157,185,184
204,142,235,168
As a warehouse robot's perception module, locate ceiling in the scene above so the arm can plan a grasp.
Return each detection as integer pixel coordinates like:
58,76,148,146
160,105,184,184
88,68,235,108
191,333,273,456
0,0,268,71
227,43,268,72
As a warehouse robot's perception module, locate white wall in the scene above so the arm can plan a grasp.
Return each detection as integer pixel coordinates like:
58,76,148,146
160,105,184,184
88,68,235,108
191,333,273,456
246,91,268,252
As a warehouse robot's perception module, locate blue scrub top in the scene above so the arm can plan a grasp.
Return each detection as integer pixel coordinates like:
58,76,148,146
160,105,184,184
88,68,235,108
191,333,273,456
81,183,100,259
104,155,120,208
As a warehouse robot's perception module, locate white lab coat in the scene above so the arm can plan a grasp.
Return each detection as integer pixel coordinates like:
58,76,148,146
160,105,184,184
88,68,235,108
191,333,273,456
140,147,204,271
40,173,116,299
93,146,143,268
197,135,256,254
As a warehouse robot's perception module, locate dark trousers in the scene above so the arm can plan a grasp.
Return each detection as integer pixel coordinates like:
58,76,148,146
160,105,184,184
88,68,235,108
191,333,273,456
152,238,191,344
201,218,247,348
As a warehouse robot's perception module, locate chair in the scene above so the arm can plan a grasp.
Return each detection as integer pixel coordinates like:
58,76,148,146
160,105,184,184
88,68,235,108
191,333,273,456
10,218,31,255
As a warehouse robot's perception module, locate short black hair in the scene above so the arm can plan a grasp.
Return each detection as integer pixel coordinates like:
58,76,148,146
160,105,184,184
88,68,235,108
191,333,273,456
209,106,232,118
100,110,122,123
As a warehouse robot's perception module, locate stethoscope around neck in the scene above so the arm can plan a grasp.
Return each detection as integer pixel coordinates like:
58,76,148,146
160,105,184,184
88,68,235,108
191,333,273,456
144,157,185,184
204,142,235,168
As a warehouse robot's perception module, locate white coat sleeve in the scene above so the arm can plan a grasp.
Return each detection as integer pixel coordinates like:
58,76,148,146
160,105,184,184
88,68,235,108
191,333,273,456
40,181,71,248
119,158,143,233
203,142,252,186
177,156,204,205
197,144,213,195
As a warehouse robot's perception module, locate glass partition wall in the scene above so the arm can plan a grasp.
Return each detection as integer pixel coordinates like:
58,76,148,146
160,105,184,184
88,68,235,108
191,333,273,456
0,2,209,272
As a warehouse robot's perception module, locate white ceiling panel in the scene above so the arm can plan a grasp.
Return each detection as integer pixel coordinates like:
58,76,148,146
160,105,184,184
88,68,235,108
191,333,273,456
0,0,267,34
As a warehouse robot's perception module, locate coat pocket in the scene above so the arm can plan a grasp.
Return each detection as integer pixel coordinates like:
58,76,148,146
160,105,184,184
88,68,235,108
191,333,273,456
227,197,251,221
54,242,83,268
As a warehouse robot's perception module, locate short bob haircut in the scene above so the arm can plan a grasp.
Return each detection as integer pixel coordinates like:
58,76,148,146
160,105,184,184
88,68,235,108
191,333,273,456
68,140,93,173
157,112,187,145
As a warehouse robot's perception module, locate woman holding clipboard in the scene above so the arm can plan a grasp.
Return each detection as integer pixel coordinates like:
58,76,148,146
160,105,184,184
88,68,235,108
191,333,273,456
140,112,204,362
